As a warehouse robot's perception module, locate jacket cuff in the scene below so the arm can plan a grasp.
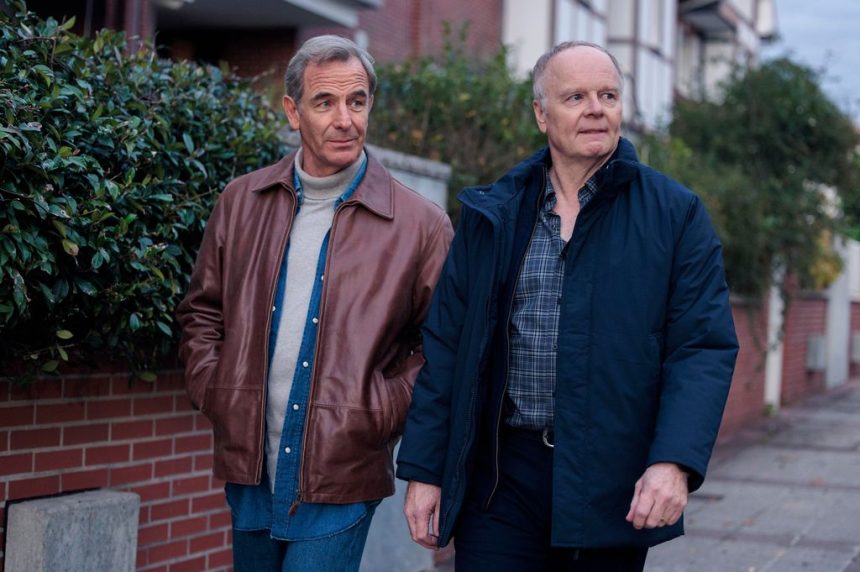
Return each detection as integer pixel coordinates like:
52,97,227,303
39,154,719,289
646,454,706,493
395,462,443,486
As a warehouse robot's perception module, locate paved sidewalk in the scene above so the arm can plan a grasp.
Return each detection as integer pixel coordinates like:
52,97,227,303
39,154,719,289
647,381,860,572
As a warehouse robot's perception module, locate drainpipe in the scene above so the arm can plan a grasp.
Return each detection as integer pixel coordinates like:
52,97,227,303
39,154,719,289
764,267,785,411
84,0,94,36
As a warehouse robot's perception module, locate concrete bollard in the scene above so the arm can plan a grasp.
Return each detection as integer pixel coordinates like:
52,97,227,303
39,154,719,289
5,490,140,572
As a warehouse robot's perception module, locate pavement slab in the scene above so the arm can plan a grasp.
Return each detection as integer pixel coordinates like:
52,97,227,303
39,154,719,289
646,381,860,572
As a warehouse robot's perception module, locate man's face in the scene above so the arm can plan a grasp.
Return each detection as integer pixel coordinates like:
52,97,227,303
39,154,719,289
533,47,623,168
283,57,372,177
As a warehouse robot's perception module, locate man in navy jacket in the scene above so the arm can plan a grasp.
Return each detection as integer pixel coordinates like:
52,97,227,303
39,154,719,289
396,42,739,571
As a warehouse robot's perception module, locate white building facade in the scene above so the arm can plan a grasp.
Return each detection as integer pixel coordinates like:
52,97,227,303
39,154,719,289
502,0,776,130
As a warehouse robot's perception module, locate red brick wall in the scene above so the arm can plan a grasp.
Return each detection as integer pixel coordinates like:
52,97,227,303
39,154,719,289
718,300,768,439
158,27,297,99
317,0,415,63
851,301,860,379
300,0,503,64
780,294,828,406
0,370,231,572
415,0,503,61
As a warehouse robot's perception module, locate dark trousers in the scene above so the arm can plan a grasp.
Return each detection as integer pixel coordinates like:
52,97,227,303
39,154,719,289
454,426,648,572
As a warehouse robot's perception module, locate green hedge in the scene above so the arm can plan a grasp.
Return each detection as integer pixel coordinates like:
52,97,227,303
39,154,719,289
0,2,285,378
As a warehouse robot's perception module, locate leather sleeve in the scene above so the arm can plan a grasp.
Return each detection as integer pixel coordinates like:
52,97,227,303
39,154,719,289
176,196,228,411
385,210,454,435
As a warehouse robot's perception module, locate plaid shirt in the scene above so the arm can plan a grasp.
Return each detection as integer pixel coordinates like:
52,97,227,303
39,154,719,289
505,172,599,429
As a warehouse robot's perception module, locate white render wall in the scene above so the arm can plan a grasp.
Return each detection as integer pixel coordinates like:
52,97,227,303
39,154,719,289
553,0,607,45
703,40,738,95
636,47,674,128
503,0,553,78
502,0,768,127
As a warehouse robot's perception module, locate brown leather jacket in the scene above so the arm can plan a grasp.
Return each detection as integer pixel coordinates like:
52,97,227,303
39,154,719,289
177,150,453,504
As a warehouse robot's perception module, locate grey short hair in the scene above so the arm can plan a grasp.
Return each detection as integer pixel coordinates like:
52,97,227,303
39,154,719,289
284,35,377,105
532,41,624,110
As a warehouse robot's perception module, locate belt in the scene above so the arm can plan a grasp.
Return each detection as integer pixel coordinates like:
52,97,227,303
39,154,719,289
502,425,555,448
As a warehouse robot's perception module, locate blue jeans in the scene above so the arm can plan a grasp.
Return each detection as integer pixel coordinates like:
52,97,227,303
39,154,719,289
232,506,377,572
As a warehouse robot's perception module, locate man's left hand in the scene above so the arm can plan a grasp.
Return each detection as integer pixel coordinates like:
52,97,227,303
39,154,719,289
625,462,688,529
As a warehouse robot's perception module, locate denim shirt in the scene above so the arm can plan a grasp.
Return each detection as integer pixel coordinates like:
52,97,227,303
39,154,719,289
226,158,373,541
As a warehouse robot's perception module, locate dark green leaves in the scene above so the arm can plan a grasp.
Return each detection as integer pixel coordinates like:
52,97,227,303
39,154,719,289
0,2,285,377
641,58,860,301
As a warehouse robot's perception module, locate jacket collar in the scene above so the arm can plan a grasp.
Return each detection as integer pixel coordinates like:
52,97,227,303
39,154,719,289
460,137,641,218
247,148,395,220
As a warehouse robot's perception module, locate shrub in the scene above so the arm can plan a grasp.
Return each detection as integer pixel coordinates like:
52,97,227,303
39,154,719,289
368,26,545,212
0,1,285,378
641,59,860,301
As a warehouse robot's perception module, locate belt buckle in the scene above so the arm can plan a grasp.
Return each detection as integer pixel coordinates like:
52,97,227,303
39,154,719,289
542,427,554,448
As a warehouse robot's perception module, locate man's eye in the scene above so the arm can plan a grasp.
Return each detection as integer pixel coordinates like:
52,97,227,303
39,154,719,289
317,100,331,109
350,100,366,109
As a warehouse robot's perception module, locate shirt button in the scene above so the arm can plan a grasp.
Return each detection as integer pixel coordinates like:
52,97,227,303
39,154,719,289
302,361,309,368
552,343,559,351
312,317,319,324
292,404,300,411
320,274,325,281
284,447,292,454
272,305,276,312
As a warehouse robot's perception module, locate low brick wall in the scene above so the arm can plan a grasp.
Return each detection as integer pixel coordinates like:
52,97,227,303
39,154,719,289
718,301,768,439
0,370,230,572
780,293,828,406
851,301,860,379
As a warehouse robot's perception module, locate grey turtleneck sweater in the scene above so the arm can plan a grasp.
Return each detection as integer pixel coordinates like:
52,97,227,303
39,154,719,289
265,149,366,493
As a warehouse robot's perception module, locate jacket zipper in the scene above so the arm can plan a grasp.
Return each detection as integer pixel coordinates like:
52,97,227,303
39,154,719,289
258,189,298,484
439,194,500,539
289,200,346,515
484,183,542,509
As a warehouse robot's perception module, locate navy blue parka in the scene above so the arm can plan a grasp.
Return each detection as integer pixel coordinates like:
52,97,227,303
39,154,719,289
396,139,739,548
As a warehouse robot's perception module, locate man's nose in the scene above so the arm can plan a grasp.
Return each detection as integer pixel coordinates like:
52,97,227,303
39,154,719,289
333,103,352,129
585,93,604,115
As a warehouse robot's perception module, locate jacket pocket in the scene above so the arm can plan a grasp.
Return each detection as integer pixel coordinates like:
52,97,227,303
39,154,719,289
311,403,389,454
380,374,412,440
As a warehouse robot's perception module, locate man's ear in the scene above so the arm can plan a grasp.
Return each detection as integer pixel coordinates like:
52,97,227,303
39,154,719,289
283,95,301,130
533,99,548,134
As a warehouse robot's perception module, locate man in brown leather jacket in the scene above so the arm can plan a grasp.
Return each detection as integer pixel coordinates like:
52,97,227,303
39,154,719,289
176,35,453,572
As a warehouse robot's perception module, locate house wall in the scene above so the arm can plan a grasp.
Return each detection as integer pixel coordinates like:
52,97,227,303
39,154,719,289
300,0,504,64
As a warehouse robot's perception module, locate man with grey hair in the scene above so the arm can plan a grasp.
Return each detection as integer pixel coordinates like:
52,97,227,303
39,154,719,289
398,41,737,570
178,34,452,571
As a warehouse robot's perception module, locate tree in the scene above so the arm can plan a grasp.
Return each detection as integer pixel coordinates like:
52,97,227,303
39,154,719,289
641,58,860,301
